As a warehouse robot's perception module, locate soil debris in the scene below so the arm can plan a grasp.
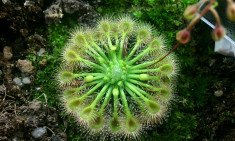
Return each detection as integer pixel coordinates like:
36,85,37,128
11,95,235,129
3,46,13,60
16,59,34,74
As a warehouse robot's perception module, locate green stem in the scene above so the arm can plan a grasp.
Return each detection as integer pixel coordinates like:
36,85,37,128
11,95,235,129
129,60,155,70
129,68,160,74
128,79,161,91
112,51,118,63
124,81,151,101
119,88,131,116
110,50,116,62
86,44,104,60
72,80,100,95
125,41,141,61
126,74,139,80
93,75,105,81
128,47,151,65
118,35,126,59
106,34,117,61
115,36,119,46
127,74,158,81
84,49,98,61
125,87,145,111
107,34,113,47
91,84,109,107
102,40,110,54
129,54,163,70
85,80,101,87
75,73,104,77
98,87,112,114
80,82,104,99
113,88,119,117
81,59,104,70
92,42,110,62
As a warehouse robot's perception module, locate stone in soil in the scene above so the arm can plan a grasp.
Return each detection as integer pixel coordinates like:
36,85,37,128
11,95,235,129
16,59,34,73
214,90,223,97
13,77,23,86
22,77,31,84
3,46,13,60
37,48,45,56
29,100,42,111
31,127,47,138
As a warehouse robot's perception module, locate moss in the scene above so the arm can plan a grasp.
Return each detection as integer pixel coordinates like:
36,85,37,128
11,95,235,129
29,18,85,140
29,24,67,105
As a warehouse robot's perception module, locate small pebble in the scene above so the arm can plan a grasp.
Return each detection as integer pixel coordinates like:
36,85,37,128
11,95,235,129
13,77,23,86
37,48,45,56
12,137,17,141
16,59,34,73
32,127,47,138
39,58,47,66
0,84,6,93
2,0,11,4
35,87,41,91
22,77,31,84
214,90,223,97
3,46,13,60
29,100,42,111
19,28,28,37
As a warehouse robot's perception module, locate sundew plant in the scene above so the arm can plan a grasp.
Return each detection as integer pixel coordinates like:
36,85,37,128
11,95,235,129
56,16,179,140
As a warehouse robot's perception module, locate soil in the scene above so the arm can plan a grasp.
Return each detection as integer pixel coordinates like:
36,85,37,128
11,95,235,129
0,0,99,140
